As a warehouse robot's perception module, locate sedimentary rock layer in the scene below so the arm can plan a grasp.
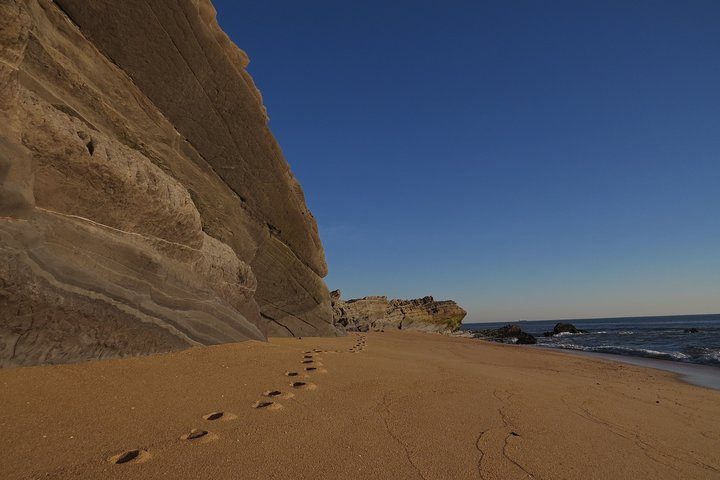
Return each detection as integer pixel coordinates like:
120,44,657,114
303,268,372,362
331,290,467,333
0,0,335,366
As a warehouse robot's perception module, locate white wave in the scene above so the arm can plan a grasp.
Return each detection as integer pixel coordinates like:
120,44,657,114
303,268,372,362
696,349,720,363
547,343,691,360
554,331,581,337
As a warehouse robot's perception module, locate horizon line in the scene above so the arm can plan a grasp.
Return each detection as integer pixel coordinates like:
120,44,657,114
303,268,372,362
463,311,720,324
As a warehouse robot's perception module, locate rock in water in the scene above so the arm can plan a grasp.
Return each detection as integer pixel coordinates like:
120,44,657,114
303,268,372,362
542,322,587,337
331,290,467,333
473,325,537,345
0,0,336,366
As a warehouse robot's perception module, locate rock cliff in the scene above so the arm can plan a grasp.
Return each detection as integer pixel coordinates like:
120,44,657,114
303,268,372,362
331,290,467,333
0,0,336,366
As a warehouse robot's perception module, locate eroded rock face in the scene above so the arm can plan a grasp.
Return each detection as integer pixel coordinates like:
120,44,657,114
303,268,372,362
0,0,335,366
331,290,467,333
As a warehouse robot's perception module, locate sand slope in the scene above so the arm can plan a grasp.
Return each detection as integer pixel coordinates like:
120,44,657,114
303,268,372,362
1,331,719,479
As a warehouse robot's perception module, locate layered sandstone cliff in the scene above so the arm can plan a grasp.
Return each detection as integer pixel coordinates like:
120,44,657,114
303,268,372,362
0,0,336,366
331,290,467,333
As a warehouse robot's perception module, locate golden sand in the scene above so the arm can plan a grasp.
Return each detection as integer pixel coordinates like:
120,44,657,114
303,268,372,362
1,331,718,479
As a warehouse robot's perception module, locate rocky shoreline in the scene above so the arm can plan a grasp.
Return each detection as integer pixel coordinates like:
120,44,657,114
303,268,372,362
454,322,589,345
331,290,467,333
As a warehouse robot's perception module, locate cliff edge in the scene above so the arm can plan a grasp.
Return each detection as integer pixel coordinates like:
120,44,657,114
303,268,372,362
331,290,467,333
0,0,335,366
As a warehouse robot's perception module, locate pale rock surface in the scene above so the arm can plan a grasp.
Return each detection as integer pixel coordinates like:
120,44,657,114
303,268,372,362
0,0,336,366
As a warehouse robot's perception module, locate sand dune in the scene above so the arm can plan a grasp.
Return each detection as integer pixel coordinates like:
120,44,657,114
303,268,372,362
1,331,718,479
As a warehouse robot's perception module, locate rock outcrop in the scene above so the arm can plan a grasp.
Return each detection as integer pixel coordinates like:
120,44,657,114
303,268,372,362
0,0,336,366
331,290,466,333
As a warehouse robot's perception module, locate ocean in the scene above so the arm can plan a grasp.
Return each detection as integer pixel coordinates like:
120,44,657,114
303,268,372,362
462,314,720,368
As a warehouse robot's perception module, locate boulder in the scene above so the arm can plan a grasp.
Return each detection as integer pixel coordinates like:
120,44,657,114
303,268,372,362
472,324,537,345
543,322,587,337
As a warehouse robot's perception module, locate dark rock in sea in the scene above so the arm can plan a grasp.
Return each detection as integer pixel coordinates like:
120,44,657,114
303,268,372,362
543,322,588,337
473,324,537,345
684,328,700,333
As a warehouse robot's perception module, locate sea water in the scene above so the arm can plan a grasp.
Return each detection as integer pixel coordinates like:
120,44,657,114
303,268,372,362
462,314,720,367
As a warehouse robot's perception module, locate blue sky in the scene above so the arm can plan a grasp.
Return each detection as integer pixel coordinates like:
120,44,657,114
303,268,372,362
214,0,720,322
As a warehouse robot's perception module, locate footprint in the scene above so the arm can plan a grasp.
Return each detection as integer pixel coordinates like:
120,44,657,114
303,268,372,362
202,411,237,422
109,449,150,465
291,381,318,390
252,400,283,410
181,429,209,441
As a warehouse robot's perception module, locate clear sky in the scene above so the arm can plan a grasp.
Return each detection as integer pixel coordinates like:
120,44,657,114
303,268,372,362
213,0,720,322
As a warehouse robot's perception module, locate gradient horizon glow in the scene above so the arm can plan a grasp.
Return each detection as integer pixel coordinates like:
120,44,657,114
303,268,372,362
214,0,720,322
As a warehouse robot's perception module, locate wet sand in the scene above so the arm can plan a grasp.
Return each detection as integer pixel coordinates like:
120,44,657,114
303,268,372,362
1,330,719,479
550,348,720,391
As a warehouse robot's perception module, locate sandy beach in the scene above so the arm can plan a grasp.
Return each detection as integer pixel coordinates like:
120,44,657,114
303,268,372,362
3,2,719,479
1,330,719,479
